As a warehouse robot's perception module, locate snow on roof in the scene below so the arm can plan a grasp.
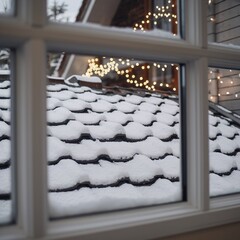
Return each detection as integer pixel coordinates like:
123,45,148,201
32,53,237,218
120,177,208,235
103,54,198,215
0,79,240,222
0,69,10,75
64,75,102,87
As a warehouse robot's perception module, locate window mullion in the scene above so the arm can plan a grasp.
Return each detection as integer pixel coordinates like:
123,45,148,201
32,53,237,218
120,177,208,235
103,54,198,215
186,57,209,210
15,39,48,238
185,0,208,47
185,0,209,211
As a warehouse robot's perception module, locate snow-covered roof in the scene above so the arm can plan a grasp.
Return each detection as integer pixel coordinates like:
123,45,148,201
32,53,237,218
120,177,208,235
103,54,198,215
0,79,240,222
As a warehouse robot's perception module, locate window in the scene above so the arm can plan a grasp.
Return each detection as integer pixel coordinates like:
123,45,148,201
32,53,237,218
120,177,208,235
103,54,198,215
0,0,240,239
208,67,240,197
208,0,240,46
47,53,183,219
47,0,181,38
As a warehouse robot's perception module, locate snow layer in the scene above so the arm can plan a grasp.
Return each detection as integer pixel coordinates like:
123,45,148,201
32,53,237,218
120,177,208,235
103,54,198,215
0,200,11,224
0,139,10,164
0,168,10,194
49,179,181,218
210,171,240,196
1,80,240,222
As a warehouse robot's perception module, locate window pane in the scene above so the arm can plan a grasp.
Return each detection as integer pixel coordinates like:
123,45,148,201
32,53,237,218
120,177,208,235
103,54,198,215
47,53,183,219
208,67,240,197
0,0,14,15
0,48,12,224
47,0,181,38
208,0,240,46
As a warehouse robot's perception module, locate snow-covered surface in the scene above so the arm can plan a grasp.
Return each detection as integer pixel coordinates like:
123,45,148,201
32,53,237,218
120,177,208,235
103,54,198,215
0,69,10,75
66,75,102,84
0,79,240,223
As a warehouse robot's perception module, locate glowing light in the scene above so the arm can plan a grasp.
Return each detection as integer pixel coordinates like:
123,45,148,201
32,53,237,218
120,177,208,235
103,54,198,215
86,0,180,92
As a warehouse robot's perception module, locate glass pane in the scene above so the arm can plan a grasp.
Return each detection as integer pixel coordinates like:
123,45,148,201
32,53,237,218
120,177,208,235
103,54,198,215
0,0,14,15
47,0,181,38
0,48,12,224
47,53,183,219
208,67,240,197
208,0,240,46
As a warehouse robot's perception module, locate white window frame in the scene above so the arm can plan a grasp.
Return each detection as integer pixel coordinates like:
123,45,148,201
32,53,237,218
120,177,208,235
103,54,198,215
0,0,240,239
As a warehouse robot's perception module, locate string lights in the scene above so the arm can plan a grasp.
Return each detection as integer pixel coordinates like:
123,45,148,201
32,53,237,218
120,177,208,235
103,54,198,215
208,0,215,22
84,0,179,92
208,69,240,101
133,0,178,35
